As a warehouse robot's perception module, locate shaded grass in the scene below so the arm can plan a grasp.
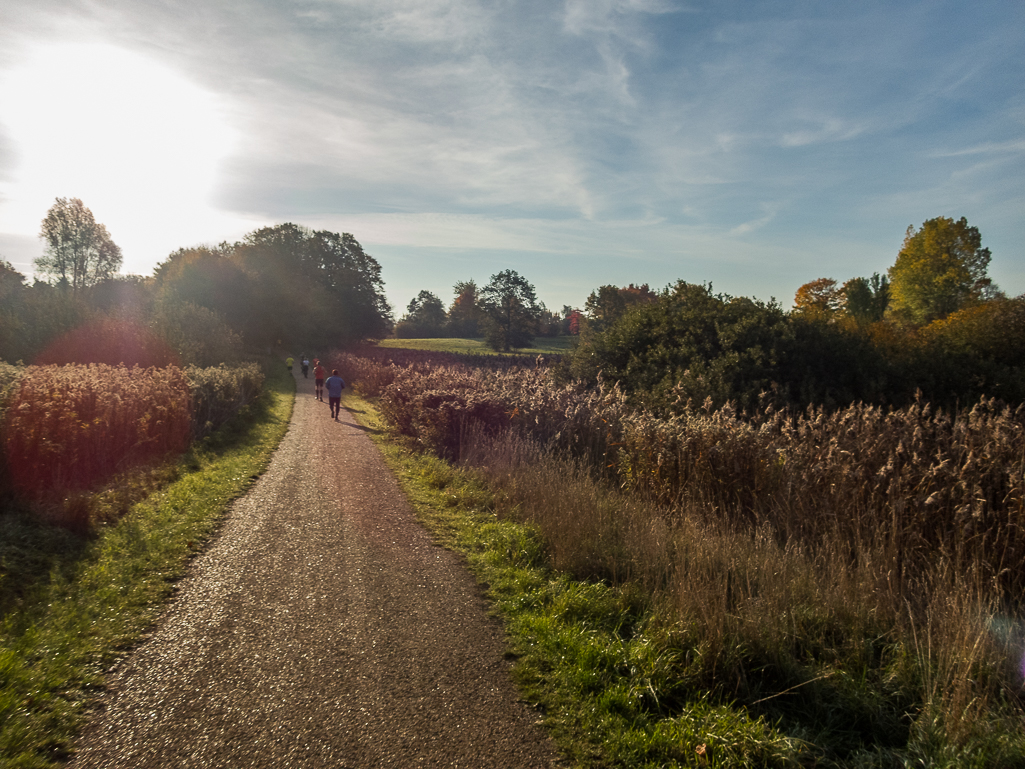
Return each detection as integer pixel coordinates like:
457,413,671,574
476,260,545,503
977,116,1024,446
0,361,294,768
343,392,806,768
378,336,576,355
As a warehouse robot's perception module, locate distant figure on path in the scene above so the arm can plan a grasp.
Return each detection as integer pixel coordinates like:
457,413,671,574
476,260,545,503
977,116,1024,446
301,356,310,378
313,362,327,401
285,356,294,373
325,369,346,420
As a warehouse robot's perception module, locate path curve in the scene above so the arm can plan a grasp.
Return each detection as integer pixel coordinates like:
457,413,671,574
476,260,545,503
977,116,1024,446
69,369,559,768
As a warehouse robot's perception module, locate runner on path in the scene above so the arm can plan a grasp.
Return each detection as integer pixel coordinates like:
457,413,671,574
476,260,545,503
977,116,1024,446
325,369,345,420
313,362,326,401
68,371,558,768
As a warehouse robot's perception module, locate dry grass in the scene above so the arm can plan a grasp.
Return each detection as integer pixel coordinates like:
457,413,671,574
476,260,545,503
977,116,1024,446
0,363,265,516
341,346,1025,762
3,364,191,502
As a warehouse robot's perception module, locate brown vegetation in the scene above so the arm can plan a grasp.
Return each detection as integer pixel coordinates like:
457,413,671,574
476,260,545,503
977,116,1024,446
335,345,1025,757
0,362,264,510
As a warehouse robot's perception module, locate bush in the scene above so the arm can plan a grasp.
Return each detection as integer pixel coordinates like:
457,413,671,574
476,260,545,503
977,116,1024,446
33,316,179,368
185,363,264,438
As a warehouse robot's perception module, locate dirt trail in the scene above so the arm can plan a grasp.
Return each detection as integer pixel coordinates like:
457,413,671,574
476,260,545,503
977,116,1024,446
69,369,559,768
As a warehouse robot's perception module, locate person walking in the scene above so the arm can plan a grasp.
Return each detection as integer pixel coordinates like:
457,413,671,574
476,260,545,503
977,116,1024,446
285,356,294,373
313,362,327,401
301,356,310,378
325,369,346,420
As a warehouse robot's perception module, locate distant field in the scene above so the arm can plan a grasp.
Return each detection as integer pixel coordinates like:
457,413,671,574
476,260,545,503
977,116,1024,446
376,337,576,355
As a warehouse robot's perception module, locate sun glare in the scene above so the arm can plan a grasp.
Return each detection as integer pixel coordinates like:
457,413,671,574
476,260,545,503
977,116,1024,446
0,42,244,273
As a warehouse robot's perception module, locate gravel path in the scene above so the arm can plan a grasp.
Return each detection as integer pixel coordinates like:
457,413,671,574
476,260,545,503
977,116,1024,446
69,370,560,768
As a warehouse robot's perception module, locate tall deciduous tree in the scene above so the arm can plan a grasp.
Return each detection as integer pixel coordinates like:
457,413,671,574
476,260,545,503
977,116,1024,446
229,224,391,347
841,273,889,323
395,290,447,338
479,269,542,351
793,278,842,316
36,197,122,291
447,280,482,338
888,216,994,325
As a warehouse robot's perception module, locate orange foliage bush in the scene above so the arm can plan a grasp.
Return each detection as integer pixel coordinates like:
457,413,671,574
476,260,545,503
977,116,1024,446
33,317,179,368
3,364,191,499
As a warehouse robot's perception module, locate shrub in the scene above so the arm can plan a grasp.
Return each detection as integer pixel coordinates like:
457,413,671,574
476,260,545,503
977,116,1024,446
32,317,179,368
185,363,264,438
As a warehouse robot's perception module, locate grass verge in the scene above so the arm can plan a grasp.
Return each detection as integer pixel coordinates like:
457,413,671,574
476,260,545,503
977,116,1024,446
341,392,806,768
0,361,294,768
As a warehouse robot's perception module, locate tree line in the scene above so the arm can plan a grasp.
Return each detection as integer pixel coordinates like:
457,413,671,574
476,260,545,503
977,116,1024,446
0,199,393,366
4,200,1020,413
566,216,1023,413
395,270,582,350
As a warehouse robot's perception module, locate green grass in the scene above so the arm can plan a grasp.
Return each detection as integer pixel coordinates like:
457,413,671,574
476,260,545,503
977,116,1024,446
342,392,807,768
0,360,294,768
377,336,577,355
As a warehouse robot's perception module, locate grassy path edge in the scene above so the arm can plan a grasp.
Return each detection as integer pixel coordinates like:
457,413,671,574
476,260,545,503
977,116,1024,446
0,363,295,768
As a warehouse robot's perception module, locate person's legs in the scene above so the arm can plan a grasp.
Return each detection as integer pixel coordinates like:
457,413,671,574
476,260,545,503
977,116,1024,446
329,396,341,419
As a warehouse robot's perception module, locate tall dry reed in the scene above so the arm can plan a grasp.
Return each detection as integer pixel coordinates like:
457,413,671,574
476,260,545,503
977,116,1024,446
0,362,265,503
338,346,1025,753
2,364,191,499
348,353,1025,603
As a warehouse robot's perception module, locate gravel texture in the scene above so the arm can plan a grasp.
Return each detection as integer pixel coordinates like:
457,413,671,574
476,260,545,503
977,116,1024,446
69,371,560,768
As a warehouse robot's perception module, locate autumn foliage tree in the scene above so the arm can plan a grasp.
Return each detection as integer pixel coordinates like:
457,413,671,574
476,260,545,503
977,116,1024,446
888,216,994,325
793,278,842,316
447,280,483,338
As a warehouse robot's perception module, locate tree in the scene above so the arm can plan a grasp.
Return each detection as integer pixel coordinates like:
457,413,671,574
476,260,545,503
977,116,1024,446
840,273,889,324
154,246,253,336
0,260,27,361
793,278,842,317
478,270,542,351
229,224,392,347
584,285,627,332
567,309,581,335
36,197,122,291
395,290,447,338
570,281,793,412
151,295,244,367
447,280,483,338
583,283,659,334
887,216,994,325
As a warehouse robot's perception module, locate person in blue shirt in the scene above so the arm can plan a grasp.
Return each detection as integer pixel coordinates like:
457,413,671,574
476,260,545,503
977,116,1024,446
325,369,346,420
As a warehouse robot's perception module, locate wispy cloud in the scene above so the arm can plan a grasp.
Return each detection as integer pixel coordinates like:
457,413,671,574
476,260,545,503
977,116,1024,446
729,204,782,237
932,139,1025,158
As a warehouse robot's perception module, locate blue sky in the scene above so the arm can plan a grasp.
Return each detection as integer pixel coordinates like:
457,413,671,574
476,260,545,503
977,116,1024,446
1,0,1022,317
